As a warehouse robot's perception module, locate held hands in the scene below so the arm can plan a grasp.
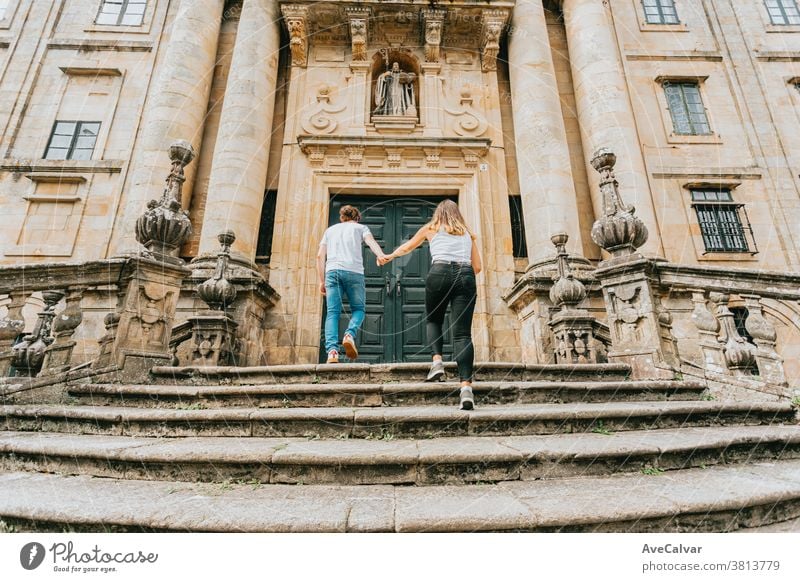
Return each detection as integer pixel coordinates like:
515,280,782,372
377,253,393,267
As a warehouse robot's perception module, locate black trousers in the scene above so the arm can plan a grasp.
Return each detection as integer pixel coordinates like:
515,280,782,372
425,262,477,382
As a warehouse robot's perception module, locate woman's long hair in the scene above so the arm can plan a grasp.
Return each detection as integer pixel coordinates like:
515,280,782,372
429,200,473,237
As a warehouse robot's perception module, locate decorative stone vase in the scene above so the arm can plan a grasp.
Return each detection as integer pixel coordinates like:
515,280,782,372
590,148,648,257
135,140,195,264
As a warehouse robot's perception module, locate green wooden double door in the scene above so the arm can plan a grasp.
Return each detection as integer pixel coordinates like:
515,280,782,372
320,196,455,363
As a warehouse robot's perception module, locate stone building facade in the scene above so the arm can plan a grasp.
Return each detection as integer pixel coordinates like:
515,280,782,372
1,0,800,393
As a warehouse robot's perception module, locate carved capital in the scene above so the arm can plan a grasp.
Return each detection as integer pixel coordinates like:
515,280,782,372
422,9,446,63
281,4,309,67
480,10,508,72
346,7,370,62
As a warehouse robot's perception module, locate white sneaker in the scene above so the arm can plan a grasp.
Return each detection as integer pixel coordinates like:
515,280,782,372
459,386,475,410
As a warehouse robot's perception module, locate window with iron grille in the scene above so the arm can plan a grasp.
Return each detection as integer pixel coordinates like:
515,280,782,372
765,0,800,25
663,81,712,136
642,0,680,24
43,121,101,160
508,195,528,259
96,0,147,26
255,190,278,264
690,189,756,254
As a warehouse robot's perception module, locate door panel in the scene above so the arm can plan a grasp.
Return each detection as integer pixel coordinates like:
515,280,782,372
321,196,455,363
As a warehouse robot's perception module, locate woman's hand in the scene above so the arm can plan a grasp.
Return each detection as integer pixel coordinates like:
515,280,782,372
319,283,327,295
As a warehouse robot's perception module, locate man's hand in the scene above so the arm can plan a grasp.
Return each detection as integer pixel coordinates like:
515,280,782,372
319,283,326,295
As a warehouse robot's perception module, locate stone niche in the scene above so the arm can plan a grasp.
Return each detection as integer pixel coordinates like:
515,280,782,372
369,49,421,133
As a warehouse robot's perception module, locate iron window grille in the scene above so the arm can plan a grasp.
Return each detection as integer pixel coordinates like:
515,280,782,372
690,189,757,254
663,81,712,136
43,121,101,161
508,195,528,259
764,0,800,25
642,0,680,25
96,0,147,26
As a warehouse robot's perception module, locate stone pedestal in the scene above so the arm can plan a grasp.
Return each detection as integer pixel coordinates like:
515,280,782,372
186,313,238,366
198,0,281,261
742,294,788,387
596,258,677,379
94,258,189,381
112,0,225,255
509,0,583,262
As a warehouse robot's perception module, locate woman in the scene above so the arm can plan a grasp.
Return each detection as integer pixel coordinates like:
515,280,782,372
380,200,482,410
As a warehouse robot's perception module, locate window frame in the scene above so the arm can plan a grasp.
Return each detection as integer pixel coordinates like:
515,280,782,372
662,80,713,136
764,0,800,26
689,188,757,255
43,120,102,161
641,0,680,25
0,0,20,29
94,0,148,27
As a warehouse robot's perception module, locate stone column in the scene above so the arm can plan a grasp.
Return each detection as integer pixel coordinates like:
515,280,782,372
508,0,584,263
562,0,663,257
197,0,282,261
112,0,225,256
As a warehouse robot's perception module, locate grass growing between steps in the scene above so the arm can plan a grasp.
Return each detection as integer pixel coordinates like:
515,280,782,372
641,466,666,476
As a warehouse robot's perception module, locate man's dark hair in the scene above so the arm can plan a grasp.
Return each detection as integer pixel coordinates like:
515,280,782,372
340,205,361,222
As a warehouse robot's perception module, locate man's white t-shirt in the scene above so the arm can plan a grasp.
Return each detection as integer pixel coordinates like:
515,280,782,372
320,221,372,274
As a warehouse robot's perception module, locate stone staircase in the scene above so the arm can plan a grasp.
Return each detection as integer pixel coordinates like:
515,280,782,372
1,362,799,532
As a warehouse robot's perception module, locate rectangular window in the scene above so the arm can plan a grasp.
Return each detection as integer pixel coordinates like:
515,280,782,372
663,82,712,136
0,0,9,20
96,0,147,26
508,195,528,259
44,121,101,160
690,189,755,253
765,0,800,25
255,190,278,264
642,0,680,25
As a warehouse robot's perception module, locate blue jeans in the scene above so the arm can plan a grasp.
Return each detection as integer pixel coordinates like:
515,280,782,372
324,269,366,353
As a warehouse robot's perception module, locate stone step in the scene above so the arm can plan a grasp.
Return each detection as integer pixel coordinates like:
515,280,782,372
2,426,798,486
2,460,800,532
149,361,631,385
66,380,706,408
1,401,793,438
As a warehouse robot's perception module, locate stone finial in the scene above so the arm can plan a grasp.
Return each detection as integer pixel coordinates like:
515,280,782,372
135,140,195,264
590,148,648,258
549,233,587,310
197,231,237,311
11,290,64,376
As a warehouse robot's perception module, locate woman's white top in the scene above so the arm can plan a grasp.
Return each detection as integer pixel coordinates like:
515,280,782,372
429,228,472,263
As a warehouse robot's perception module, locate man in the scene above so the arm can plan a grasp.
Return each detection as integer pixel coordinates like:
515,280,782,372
317,205,386,363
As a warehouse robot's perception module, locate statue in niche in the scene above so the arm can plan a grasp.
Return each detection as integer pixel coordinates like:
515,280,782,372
373,62,417,117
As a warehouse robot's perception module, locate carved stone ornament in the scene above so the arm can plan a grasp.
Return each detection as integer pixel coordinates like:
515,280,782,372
11,290,64,376
282,5,309,67
347,8,370,62
444,85,489,137
710,292,757,372
423,9,445,63
480,10,508,72
301,85,346,135
549,233,587,310
590,148,649,258
374,61,417,117
198,231,238,312
135,140,195,265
